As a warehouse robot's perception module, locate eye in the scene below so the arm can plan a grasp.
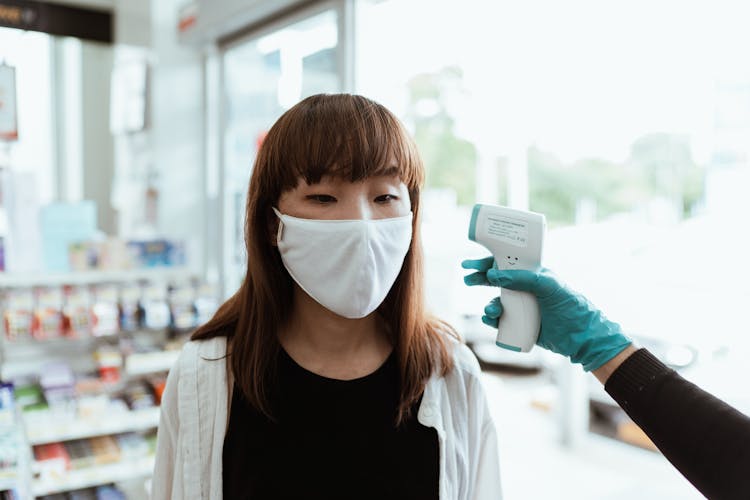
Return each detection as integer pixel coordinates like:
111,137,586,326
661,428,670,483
375,194,399,203
306,194,336,204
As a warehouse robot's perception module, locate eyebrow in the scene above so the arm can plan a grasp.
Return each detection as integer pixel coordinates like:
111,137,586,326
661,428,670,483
379,166,400,177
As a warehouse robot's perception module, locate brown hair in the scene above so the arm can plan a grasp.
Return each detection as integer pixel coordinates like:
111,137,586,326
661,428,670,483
192,93,456,424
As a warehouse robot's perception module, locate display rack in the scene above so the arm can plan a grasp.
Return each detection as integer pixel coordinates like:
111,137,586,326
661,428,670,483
0,267,193,288
25,407,160,446
32,455,155,497
0,267,202,498
124,351,181,377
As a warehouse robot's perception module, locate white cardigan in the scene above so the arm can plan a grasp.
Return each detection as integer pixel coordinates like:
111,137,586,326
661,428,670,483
151,337,502,500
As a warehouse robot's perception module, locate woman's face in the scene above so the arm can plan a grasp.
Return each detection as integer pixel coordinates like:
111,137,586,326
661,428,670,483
277,174,411,220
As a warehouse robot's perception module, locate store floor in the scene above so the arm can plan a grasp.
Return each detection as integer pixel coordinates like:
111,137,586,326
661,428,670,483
481,370,702,500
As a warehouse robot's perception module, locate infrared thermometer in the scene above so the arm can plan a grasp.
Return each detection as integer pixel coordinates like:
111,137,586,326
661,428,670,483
468,204,546,352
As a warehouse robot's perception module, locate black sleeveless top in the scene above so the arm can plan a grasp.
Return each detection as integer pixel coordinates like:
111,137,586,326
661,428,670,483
222,348,439,499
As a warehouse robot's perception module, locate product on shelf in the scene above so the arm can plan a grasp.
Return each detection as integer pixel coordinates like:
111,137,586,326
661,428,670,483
0,236,5,272
68,238,132,272
88,436,120,465
75,393,110,421
194,282,219,326
68,241,96,272
118,284,142,333
148,376,167,405
62,285,93,338
32,287,64,340
168,283,196,332
122,381,155,411
64,439,94,470
2,288,33,342
92,347,122,384
39,363,76,407
91,285,119,337
12,383,46,412
127,239,185,268
140,283,170,331
114,432,149,460
33,442,70,477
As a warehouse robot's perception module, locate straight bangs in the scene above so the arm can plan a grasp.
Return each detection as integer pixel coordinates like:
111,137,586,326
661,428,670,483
264,94,424,196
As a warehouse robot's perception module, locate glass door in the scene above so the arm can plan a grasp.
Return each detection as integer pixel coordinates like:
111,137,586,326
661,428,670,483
219,6,344,297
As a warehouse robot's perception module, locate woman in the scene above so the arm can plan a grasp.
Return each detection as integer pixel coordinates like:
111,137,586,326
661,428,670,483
152,94,501,499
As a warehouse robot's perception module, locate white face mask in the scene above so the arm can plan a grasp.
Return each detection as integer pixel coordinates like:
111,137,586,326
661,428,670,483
273,208,413,319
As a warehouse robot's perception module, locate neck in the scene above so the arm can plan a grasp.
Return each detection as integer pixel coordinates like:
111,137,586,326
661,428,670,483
279,285,392,379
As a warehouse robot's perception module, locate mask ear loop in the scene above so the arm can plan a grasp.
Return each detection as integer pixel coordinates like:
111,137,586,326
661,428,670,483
272,207,285,243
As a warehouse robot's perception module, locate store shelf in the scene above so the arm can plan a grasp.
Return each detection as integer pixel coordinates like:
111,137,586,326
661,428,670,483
125,351,180,377
25,407,160,446
0,267,193,288
32,455,154,497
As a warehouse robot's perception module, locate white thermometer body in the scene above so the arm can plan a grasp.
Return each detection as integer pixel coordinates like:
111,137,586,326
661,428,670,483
468,204,546,352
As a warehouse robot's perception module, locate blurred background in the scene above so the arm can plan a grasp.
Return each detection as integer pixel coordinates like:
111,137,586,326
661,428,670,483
0,0,749,498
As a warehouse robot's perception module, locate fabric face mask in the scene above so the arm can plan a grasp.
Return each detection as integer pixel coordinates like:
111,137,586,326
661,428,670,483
273,208,413,319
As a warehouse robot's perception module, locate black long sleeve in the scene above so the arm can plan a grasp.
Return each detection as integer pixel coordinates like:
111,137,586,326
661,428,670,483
605,348,750,499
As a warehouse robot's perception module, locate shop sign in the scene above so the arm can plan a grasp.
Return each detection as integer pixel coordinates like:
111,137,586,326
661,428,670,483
0,1,112,43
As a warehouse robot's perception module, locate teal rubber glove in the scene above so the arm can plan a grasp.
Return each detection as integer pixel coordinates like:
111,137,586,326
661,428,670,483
462,256,632,372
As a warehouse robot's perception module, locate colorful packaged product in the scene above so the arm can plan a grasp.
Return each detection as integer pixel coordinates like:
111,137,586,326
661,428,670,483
32,287,64,340
91,284,119,337
168,282,196,332
141,282,170,331
33,442,70,477
62,285,93,337
118,283,142,332
2,288,33,342
88,435,120,464
64,439,94,470
93,347,122,384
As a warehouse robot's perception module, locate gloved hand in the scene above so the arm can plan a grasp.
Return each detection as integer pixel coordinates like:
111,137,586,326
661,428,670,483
461,256,632,372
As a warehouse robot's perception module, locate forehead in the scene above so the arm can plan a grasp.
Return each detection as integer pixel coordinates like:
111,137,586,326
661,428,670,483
291,172,405,190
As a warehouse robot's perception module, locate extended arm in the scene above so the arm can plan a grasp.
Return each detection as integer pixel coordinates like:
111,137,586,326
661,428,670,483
463,259,750,499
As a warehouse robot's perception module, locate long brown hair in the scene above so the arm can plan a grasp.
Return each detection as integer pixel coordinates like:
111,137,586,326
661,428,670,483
192,93,456,424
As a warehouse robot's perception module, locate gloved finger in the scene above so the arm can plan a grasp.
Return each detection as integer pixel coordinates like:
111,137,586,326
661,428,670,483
483,297,503,318
486,268,538,290
486,268,559,298
461,256,494,272
463,271,490,286
481,314,499,328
